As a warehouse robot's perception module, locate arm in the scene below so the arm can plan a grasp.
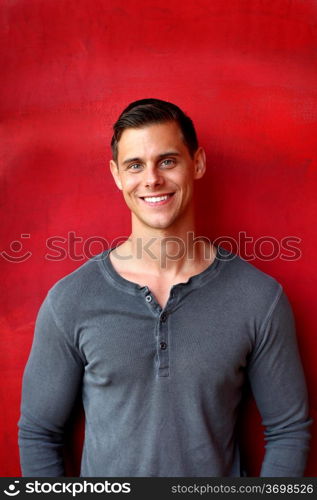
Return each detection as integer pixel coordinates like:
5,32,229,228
18,293,84,476
247,288,312,477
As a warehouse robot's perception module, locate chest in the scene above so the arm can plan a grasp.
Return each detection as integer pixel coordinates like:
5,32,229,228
78,290,253,388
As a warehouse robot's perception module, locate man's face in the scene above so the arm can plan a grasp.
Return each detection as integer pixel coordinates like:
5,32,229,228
110,121,206,231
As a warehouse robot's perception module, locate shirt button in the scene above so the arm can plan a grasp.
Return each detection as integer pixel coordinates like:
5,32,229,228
145,295,152,302
160,341,167,350
160,312,168,322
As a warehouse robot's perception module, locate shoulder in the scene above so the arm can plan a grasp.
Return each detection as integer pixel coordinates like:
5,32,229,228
216,247,283,316
46,250,109,313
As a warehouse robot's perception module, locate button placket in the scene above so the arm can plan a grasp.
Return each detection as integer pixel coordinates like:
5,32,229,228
143,288,161,314
141,287,174,378
157,311,169,377
160,312,168,322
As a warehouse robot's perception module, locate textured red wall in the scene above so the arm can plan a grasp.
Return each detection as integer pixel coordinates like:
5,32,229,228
1,0,316,476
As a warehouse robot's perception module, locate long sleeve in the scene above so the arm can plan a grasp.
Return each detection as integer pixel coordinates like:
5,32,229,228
18,293,84,476
247,288,312,477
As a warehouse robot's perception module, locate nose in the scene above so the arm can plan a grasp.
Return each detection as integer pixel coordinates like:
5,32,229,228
143,165,163,189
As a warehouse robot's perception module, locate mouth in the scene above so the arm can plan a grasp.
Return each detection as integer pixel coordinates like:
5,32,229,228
139,193,175,206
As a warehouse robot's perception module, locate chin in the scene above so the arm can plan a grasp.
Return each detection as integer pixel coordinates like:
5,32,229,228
143,217,178,231
132,209,182,231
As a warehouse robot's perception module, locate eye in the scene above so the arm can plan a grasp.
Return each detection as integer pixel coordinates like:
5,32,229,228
160,158,176,168
127,163,142,171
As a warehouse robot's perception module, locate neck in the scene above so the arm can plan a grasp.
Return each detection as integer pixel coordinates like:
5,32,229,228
113,212,214,277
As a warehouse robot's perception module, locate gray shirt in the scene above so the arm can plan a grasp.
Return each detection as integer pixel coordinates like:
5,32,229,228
18,247,311,477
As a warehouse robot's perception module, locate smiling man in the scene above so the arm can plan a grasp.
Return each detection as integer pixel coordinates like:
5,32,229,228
18,98,311,477
108,116,214,307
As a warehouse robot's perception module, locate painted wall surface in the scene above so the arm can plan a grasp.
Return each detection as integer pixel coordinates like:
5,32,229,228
1,0,316,476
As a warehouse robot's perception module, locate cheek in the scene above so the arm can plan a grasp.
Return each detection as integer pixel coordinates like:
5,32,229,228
121,179,140,208
173,173,194,194
121,176,138,193
169,167,194,184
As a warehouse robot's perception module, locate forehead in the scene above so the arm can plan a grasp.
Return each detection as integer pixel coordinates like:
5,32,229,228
117,121,187,162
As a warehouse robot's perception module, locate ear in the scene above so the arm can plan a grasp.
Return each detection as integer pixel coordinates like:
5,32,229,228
109,160,123,190
193,147,206,180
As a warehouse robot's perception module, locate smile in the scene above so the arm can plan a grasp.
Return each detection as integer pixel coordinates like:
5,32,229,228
140,193,175,206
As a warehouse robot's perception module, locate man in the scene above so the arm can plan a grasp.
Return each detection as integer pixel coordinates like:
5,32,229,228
19,98,311,477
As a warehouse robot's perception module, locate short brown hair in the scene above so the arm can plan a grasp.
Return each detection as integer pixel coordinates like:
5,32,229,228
111,98,198,162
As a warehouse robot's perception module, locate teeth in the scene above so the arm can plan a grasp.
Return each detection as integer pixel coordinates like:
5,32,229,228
144,195,169,203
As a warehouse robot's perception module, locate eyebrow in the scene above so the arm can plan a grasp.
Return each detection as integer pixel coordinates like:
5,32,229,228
122,151,181,166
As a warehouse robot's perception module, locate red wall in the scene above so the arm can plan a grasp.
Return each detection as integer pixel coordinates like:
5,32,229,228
1,0,316,476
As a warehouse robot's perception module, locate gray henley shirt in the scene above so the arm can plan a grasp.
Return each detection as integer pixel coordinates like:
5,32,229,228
18,247,311,477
